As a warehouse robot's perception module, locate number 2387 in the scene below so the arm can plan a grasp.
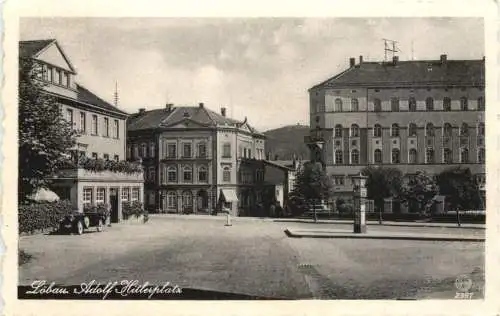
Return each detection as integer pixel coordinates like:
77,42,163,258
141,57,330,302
455,292,474,299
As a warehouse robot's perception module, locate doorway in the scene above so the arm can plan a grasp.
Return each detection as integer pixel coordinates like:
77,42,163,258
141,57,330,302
110,188,119,223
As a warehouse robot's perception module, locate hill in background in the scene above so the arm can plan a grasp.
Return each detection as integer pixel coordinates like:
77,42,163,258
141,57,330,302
263,124,310,160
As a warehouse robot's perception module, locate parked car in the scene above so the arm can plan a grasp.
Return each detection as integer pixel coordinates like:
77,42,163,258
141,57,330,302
59,209,108,235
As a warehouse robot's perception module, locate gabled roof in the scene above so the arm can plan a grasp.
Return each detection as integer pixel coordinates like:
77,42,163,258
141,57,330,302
311,58,485,90
128,105,263,136
19,39,77,73
76,84,129,116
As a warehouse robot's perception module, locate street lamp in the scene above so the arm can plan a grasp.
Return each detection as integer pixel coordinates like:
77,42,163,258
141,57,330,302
352,172,368,234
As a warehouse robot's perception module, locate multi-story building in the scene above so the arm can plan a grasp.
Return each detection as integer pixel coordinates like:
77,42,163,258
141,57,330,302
306,54,485,208
19,39,144,221
127,103,266,216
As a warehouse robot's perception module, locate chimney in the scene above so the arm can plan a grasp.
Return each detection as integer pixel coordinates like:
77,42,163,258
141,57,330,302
165,103,173,112
349,57,356,67
199,102,204,109
392,56,399,65
221,107,226,117
138,108,146,114
359,55,363,64
440,54,447,64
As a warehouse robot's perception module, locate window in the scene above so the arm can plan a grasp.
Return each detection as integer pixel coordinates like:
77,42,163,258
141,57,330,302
351,149,359,164
103,118,109,137
79,112,86,133
96,188,106,204
66,109,74,126
55,69,61,85
443,148,452,164
248,149,252,158
373,124,382,137
61,72,67,87
83,188,93,205
150,142,156,157
408,123,417,137
113,120,119,139
182,191,193,208
374,149,382,163
334,124,343,137
121,187,130,201
66,73,71,87
335,98,342,111
133,145,139,159
141,143,147,158
391,98,400,112
373,98,382,112
350,124,359,137
391,149,400,163
335,150,343,164
46,66,53,82
167,166,177,182
114,155,119,162
426,97,434,111
182,143,192,158
460,148,469,163
132,187,140,201
223,166,231,182
198,166,208,182
426,123,435,137
443,123,453,137
391,124,399,137
460,97,468,111
127,145,131,160
443,97,451,111
183,165,193,182
222,143,231,158
103,153,109,160
91,152,98,159
426,148,435,164
197,142,207,158
91,115,98,135
333,176,345,186
351,98,359,111
167,191,177,209
478,147,485,163
477,97,485,111
460,123,469,136
408,97,417,112
149,167,156,183
478,123,485,136
409,149,418,164
167,143,177,158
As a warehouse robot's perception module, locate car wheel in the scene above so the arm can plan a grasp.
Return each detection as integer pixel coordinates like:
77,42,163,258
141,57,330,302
74,220,84,235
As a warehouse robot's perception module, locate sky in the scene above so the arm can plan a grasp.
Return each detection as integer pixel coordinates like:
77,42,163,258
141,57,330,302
20,18,484,132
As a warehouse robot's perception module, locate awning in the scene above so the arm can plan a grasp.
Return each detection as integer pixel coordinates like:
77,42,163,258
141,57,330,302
220,189,239,202
28,188,60,202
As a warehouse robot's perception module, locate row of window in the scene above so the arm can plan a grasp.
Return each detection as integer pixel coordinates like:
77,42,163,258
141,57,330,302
332,173,486,186
334,147,485,164
160,190,210,209
162,142,208,159
239,169,265,184
82,186,141,205
334,123,485,138
159,165,211,183
128,142,157,160
89,152,120,161
39,63,72,88
65,109,120,138
324,96,484,112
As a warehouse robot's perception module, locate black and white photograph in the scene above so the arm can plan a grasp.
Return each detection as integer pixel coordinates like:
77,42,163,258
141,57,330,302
2,2,499,315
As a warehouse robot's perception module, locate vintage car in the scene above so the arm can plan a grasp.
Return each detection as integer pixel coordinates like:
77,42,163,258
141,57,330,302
59,210,108,235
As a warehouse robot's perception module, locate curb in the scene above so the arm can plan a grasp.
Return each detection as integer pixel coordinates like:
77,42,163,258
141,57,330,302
284,229,485,242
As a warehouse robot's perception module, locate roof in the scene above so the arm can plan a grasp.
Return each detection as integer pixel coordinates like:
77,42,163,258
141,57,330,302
311,58,485,90
127,105,263,135
263,160,295,171
19,39,56,58
76,84,129,116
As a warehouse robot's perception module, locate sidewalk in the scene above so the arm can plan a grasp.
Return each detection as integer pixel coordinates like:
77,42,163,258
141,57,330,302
150,214,485,229
285,228,485,242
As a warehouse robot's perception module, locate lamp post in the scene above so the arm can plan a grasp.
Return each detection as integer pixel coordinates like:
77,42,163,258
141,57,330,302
352,172,368,234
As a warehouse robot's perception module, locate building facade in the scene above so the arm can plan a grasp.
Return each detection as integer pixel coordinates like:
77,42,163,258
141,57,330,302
20,39,144,221
307,55,485,205
127,103,266,216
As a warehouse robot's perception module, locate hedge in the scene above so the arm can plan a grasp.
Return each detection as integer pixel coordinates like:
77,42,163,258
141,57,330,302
19,200,73,234
83,203,110,216
122,201,148,222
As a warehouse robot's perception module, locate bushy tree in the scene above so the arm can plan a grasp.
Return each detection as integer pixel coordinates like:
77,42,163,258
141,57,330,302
361,166,403,213
18,58,77,200
399,171,439,215
436,167,482,213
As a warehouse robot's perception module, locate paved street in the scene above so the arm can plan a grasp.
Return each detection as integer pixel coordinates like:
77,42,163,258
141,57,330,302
19,215,485,299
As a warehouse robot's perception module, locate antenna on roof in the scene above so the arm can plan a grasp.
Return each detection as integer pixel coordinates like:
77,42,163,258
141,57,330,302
114,81,119,107
383,38,399,62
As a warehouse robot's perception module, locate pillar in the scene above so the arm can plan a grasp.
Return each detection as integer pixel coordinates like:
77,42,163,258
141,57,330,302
192,189,198,214
353,182,367,234
117,187,123,222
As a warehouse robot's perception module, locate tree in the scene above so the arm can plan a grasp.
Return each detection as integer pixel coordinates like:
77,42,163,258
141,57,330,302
436,167,482,225
289,161,334,221
399,171,438,215
18,58,77,200
361,166,403,213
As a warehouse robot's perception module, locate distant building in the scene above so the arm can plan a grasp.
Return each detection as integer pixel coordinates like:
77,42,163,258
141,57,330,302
126,103,266,216
306,55,485,208
19,39,144,221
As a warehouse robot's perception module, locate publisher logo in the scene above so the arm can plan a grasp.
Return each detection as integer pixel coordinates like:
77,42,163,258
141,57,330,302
454,275,474,299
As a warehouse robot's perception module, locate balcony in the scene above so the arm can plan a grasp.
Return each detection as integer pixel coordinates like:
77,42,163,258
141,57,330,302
54,157,144,182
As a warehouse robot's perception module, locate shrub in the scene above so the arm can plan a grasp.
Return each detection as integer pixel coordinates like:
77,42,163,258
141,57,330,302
57,157,143,174
337,203,354,215
83,203,110,217
19,200,73,234
122,201,148,222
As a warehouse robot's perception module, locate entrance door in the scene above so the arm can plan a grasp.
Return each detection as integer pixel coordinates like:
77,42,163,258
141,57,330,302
110,188,119,223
